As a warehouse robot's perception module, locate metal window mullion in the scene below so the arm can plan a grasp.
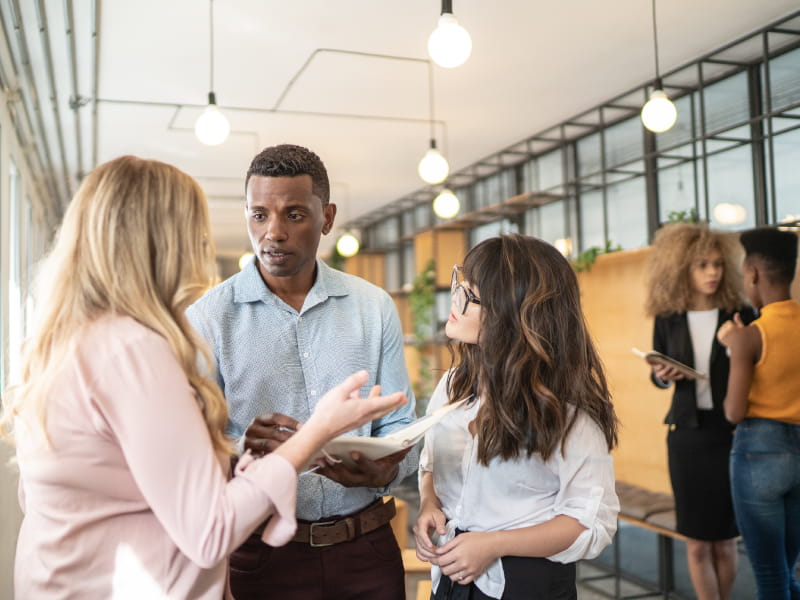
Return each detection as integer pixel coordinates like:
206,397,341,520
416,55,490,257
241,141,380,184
599,108,609,245
689,93,701,219
568,124,582,251
748,59,767,226
697,62,710,221
643,93,659,238
762,30,777,223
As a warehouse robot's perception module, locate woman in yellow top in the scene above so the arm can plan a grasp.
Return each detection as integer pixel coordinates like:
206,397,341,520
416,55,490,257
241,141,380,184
717,227,800,600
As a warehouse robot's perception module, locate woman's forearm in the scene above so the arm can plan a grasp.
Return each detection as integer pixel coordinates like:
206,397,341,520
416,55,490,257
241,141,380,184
483,515,586,559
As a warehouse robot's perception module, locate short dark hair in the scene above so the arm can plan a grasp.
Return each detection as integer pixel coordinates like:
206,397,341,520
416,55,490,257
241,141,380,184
740,227,798,285
245,144,330,204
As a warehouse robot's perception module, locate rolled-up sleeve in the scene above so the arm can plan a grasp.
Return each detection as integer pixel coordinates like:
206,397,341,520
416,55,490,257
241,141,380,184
547,415,619,563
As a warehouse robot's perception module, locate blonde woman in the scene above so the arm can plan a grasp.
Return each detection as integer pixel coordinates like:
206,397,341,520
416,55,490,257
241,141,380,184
1,156,406,599
645,222,753,600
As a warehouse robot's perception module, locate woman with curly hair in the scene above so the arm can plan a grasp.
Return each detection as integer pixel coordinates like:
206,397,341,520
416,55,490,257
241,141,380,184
413,234,619,600
645,221,753,600
1,155,406,599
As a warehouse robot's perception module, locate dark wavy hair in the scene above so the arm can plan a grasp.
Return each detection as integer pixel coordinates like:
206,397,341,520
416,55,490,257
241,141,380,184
446,234,618,465
245,144,330,204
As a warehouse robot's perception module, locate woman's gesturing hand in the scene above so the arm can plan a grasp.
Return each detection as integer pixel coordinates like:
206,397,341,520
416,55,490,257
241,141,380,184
306,371,407,439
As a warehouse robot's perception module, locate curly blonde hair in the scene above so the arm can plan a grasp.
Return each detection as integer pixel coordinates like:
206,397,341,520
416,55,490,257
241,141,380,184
1,156,231,455
645,222,745,317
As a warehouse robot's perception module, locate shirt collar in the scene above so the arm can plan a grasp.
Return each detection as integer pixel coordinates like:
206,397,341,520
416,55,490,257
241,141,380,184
233,258,350,307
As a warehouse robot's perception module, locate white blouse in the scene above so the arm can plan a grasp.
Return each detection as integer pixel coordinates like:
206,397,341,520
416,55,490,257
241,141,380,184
419,372,619,598
686,308,718,410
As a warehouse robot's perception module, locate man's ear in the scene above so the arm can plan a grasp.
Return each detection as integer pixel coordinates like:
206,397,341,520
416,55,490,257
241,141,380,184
750,263,760,286
322,202,337,235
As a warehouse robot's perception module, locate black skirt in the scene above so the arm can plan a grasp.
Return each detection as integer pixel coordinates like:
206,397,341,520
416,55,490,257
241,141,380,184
433,554,576,600
667,418,738,540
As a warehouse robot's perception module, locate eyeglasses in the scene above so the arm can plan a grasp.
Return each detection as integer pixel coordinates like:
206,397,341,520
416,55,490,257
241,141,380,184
451,265,481,315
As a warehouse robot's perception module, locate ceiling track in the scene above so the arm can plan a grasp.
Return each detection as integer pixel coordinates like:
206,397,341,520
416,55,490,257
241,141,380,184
64,0,84,181
91,0,100,170
0,0,60,225
32,0,72,199
7,0,63,206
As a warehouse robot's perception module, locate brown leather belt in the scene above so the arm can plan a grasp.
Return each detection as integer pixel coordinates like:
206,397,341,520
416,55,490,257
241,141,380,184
289,497,396,547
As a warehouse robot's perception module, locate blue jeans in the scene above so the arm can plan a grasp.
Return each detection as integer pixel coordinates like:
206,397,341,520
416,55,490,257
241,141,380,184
730,418,800,600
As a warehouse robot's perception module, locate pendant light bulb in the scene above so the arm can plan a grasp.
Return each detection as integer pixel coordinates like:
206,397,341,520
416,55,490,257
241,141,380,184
641,89,677,133
195,93,230,145
428,13,472,68
238,252,255,270
433,188,460,219
712,202,747,226
336,232,360,258
418,141,450,184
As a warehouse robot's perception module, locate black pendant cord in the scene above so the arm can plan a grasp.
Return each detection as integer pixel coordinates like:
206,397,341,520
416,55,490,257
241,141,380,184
651,0,662,89
209,0,215,96
428,61,436,145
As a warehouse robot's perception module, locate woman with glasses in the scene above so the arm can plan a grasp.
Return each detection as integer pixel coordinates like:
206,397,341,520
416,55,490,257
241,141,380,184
413,234,619,600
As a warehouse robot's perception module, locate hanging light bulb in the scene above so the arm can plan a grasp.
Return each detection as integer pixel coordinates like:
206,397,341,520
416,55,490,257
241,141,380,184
195,92,230,145
428,1,472,69
418,140,450,184
195,0,229,145
712,202,747,225
433,188,460,219
238,251,255,270
336,232,360,257
553,237,574,257
641,88,677,133
641,0,677,133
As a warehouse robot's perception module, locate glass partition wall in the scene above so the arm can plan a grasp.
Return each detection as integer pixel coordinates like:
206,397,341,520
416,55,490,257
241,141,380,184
346,12,800,292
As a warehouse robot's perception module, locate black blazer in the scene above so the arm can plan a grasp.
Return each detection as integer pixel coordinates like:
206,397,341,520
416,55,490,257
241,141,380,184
651,308,755,429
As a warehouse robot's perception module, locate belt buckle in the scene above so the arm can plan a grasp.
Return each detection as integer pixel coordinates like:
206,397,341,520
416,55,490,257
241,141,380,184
309,520,337,547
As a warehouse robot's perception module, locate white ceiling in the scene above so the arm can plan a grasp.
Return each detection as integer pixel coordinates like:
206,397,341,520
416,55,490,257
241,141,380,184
5,0,800,258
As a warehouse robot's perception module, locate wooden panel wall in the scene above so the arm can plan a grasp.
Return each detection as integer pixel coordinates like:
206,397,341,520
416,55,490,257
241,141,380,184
413,229,467,286
577,248,673,493
343,252,385,289
414,231,434,275
433,230,467,287
578,234,800,493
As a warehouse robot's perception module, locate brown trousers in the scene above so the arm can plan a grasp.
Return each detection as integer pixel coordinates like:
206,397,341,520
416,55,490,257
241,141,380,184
229,522,405,600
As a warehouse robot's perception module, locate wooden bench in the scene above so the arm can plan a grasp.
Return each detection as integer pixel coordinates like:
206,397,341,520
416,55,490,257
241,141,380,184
580,481,688,600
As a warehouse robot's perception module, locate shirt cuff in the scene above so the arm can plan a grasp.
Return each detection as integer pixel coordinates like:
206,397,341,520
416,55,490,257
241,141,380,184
235,451,298,546
235,434,246,456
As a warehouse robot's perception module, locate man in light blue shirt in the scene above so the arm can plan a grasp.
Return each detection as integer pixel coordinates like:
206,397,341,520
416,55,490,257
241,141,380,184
187,144,416,600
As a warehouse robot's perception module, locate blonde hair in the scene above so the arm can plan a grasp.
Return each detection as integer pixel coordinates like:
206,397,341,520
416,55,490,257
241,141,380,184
1,156,231,454
645,221,745,317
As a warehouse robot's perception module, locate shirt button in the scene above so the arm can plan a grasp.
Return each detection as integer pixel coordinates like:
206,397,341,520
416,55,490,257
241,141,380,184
303,352,309,358
310,390,317,396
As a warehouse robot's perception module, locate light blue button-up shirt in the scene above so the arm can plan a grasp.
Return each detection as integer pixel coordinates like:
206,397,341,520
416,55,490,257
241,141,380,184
187,258,417,520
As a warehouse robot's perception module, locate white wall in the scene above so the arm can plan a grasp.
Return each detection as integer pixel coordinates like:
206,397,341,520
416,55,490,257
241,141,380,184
0,443,21,600
0,87,52,600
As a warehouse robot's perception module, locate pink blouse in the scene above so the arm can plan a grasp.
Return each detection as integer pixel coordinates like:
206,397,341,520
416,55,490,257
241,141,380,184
14,315,298,599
